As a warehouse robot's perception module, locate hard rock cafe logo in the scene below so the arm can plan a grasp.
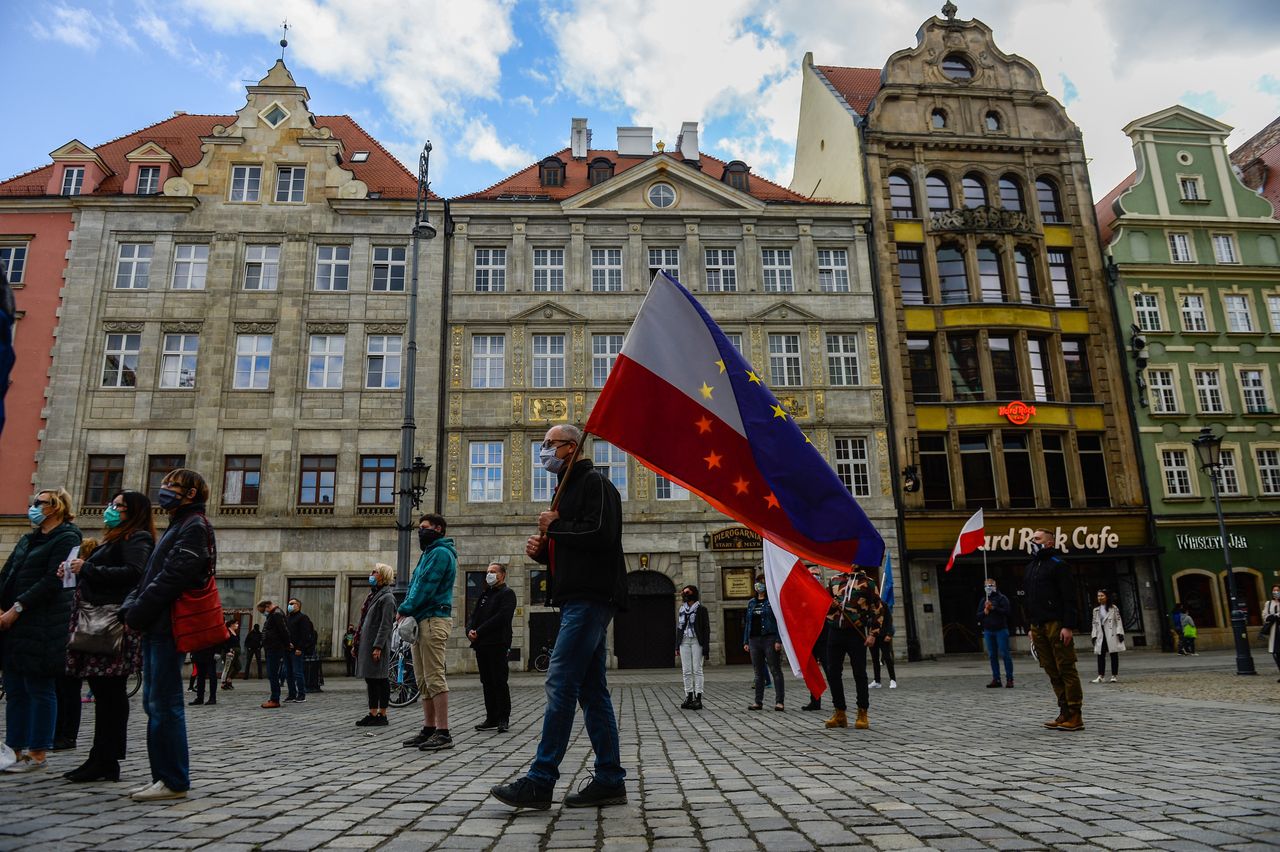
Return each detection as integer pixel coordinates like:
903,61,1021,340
998,401,1036,425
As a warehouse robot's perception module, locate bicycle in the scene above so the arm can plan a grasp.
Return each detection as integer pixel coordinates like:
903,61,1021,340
128,669,142,698
387,632,420,707
533,643,553,673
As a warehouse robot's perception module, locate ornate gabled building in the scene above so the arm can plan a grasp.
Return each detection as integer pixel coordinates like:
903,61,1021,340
444,119,897,667
795,6,1156,657
1098,105,1280,648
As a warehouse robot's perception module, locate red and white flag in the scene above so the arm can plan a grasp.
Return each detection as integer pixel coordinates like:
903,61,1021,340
762,540,832,699
944,508,985,572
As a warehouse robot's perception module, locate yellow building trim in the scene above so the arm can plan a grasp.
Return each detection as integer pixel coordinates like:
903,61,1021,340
1043,225,1074,247
1074,408,1105,430
892,221,924,243
916,407,948,430
904,308,936,331
940,307,1052,328
1058,312,1090,333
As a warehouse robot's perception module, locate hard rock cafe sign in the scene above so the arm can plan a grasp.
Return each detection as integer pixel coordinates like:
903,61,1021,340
999,401,1036,425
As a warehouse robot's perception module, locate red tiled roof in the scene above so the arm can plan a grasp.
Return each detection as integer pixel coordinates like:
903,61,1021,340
814,65,883,117
0,113,418,199
1231,115,1280,221
457,148,813,203
1094,170,1137,245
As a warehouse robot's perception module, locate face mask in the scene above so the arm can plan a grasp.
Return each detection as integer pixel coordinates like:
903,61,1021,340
419,528,442,551
27,504,46,526
539,445,566,474
754,583,766,594
1029,542,1044,554
103,506,123,528
1273,591,1279,600
156,489,183,510
485,572,499,587
682,593,694,602
368,575,378,588
984,585,995,595
287,604,296,614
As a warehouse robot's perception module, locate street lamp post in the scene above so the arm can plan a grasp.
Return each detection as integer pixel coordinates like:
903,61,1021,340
1191,426,1257,675
395,142,437,593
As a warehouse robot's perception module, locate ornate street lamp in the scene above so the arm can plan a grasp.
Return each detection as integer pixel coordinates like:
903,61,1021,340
1191,426,1257,675
395,142,436,592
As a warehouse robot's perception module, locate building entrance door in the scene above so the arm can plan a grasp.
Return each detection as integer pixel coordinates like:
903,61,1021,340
613,571,676,669
722,608,751,664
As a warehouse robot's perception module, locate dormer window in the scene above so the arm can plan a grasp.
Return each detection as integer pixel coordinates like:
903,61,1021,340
262,104,289,128
588,157,614,186
350,151,370,163
540,157,565,187
61,166,85,196
722,160,750,192
136,167,161,195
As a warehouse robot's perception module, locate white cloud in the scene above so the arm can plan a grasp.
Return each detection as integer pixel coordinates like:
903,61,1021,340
462,117,535,173
30,4,137,51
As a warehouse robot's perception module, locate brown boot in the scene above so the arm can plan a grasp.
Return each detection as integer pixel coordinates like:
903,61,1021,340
854,708,869,730
1055,711,1084,731
1042,710,1068,729
824,709,847,728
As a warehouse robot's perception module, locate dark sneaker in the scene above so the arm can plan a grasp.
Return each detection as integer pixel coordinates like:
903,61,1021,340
1005,679,1014,688
372,715,388,726
402,727,434,747
474,719,499,731
564,778,627,809
985,679,1002,688
418,732,453,751
497,721,509,733
355,715,377,727
490,777,553,810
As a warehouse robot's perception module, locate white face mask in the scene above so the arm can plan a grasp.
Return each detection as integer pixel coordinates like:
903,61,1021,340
485,572,499,587
539,445,566,474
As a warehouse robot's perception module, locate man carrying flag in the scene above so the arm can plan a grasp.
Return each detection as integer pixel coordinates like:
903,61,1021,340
822,569,885,730
0,266,15,438
762,541,831,709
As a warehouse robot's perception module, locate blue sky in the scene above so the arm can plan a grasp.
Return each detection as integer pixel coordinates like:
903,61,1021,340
3,0,1278,200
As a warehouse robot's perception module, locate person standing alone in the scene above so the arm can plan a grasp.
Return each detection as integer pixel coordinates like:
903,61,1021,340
468,562,516,733
399,514,457,752
1089,589,1125,683
1024,529,1083,731
978,578,1014,688
676,585,710,711
257,600,290,708
285,599,315,702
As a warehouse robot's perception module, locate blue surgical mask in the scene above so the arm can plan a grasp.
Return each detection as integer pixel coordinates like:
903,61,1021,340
103,506,123,528
27,504,45,526
368,575,378,588
539,445,565,474
287,604,296,614
754,583,766,594
984,585,995,595
156,489,182,510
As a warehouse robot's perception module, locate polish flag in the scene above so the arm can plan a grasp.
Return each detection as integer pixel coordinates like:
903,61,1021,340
944,508,985,572
763,540,831,699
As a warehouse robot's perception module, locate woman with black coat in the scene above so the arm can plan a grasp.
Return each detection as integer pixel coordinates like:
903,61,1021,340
676,584,710,710
61,491,155,782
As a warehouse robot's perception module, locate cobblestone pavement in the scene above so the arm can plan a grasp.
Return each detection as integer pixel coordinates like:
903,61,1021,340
1,650,1277,851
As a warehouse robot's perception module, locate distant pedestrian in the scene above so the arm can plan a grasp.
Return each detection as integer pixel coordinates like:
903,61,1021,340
189,644,217,706
675,584,709,711
1090,589,1125,683
802,567,829,712
1263,585,1280,681
469,562,516,732
398,513,457,752
285,598,316,702
257,600,290,708
243,624,263,678
219,621,241,689
823,571,884,730
1180,613,1198,655
869,580,897,690
1024,528,1084,732
354,563,397,727
743,576,784,711
978,578,1015,688
343,624,357,678
1171,603,1187,654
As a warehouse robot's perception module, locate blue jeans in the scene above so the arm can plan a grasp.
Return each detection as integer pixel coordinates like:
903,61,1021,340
527,600,624,789
3,672,56,751
984,628,1013,681
286,652,306,699
142,633,190,792
265,650,287,702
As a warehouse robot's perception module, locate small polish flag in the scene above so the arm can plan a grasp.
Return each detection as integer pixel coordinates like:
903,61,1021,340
944,508,985,573
762,540,832,699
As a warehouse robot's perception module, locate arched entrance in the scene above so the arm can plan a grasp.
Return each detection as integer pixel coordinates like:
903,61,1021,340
613,571,676,669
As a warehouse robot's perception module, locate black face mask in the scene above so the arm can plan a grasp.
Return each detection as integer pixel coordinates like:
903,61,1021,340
681,593,694,602
419,528,442,551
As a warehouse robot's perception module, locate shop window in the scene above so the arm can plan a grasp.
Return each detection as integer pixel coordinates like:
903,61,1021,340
1175,573,1218,629
286,577,335,656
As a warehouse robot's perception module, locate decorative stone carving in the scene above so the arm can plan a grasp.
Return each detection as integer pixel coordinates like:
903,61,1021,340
876,428,892,497
928,205,1035,235
529,397,569,423
103,322,143,332
571,326,585,387
779,395,808,419
511,392,524,424
447,434,461,502
450,325,464,388
448,395,462,427
872,389,885,420
510,431,525,500
573,392,585,418
233,322,276,333
162,322,202,333
366,323,405,335
866,326,881,386
808,326,824,385
511,327,525,387
815,389,826,422
307,323,346,334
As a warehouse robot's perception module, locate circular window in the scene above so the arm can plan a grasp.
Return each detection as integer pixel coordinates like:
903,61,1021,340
1176,150,1194,165
931,109,947,129
985,111,1002,131
941,54,974,80
647,182,676,208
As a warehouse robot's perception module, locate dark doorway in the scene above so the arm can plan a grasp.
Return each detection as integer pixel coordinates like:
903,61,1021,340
528,611,561,671
613,571,676,669
723,608,751,664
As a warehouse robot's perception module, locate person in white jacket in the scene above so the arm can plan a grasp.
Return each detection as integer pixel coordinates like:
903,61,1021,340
1090,590,1125,683
1264,584,1280,682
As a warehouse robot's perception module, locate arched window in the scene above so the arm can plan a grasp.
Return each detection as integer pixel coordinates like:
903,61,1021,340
941,54,974,80
931,109,947,129
1175,572,1219,629
889,172,917,219
539,157,564,188
588,157,615,186
962,173,988,208
925,172,952,212
721,160,751,192
936,244,969,304
976,244,1005,302
998,175,1024,211
985,111,1002,131
1036,177,1064,223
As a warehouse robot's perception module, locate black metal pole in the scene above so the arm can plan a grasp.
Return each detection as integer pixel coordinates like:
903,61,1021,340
1206,465,1257,675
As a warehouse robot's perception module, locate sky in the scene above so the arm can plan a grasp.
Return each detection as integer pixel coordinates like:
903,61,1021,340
3,0,1279,201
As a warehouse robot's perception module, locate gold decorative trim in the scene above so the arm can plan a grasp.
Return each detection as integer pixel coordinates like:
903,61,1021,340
571,326,585,387
510,431,525,500
448,395,462,427
512,392,524,424
779,395,808,419
449,325,464,389
750,325,763,372
636,468,650,500
511,326,525,388
447,433,461,502
815,389,826,422
876,428,891,497
808,325,824,386
573,391,585,419
529,397,569,422
866,325,881,386
872,389,885,421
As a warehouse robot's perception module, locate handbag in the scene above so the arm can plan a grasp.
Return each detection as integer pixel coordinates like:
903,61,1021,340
68,598,125,656
170,514,230,653
396,616,419,645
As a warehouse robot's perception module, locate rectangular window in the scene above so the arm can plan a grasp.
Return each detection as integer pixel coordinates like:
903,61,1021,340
1179,177,1201,201
365,334,402,389
147,455,185,502
989,336,1021,400
532,248,565,292
1225,295,1254,332
315,246,350,291
1062,338,1093,402
299,455,337,505
1256,448,1280,495
222,455,261,506
1161,448,1193,496
475,248,507,292
1026,337,1054,402
84,454,125,506
1002,432,1035,508
1194,369,1224,413
592,441,628,500
1014,248,1039,304
115,243,153,289
1047,250,1077,307
170,244,208,290
724,332,744,355
1042,433,1071,507
936,246,968,304
826,333,860,386
359,455,396,505
244,245,280,290
959,433,997,509
471,335,505,389
1181,294,1208,331
1133,292,1162,331
1148,368,1178,413
1211,234,1238,264
907,336,941,402
591,248,623,292
532,334,565,388
0,245,27,284
233,334,272,389
833,437,870,497
1240,369,1269,413
919,434,952,509
897,246,926,305
655,474,689,500
531,441,555,502
817,249,850,292
761,249,794,293
275,165,306,203
229,165,261,202
592,334,623,388
1218,448,1242,497
648,248,680,283
1168,232,1193,263
1077,434,1110,507
101,333,140,387
1268,295,1280,334
159,333,198,389
372,246,407,292
136,166,160,195
61,166,84,196
768,333,802,387
469,441,504,502
307,334,345,389
947,333,983,401
705,248,737,292
976,246,1005,302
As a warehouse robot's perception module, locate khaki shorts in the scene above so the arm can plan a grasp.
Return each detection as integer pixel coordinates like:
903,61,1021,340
412,616,451,699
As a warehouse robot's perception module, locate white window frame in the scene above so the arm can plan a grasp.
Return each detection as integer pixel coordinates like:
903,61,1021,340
365,334,402,389
233,334,272,389
1179,292,1208,332
171,244,208,290
647,247,680,283
136,166,160,195
474,248,507,293
1192,367,1225,414
768,333,802,387
243,245,280,291
817,249,851,293
1167,232,1194,263
0,244,29,284
159,333,198,389
1224,293,1255,332
705,248,737,292
229,165,261,202
101,333,141,388
1236,366,1271,414
1147,367,1180,414
1159,446,1195,498
532,334,566,388
655,474,689,501
274,165,306,203
724,332,744,355
592,333,623,388
469,441,504,503
1133,291,1163,331
1178,175,1204,201
61,166,84,196
533,248,565,292
762,248,795,293
531,441,556,502
826,333,860,386
1267,294,1280,334
1218,446,1244,497
591,248,623,292
833,437,871,497
307,334,346,390
315,246,351,291
114,243,153,290
592,441,628,501
1211,233,1239,264
1254,445,1280,496
372,246,407,292
470,335,505,389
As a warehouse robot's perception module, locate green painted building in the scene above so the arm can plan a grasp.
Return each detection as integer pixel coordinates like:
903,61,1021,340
1098,105,1280,650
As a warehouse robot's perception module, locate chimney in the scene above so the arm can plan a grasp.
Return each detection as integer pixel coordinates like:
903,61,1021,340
677,122,699,161
617,126,653,157
571,118,589,160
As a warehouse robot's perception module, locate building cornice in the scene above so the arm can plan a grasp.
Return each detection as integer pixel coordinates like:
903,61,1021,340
65,196,201,212
327,198,417,215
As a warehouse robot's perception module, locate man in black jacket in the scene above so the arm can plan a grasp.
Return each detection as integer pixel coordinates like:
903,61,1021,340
285,598,316,702
491,424,628,811
256,600,290,708
978,578,1014,688
468,562,517,733
1024,529,1084,731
